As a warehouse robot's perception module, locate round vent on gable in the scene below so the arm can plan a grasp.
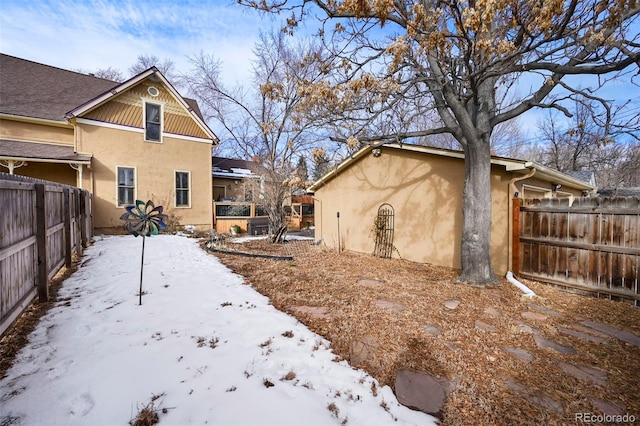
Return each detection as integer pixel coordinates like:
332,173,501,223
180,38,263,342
148,86,160,97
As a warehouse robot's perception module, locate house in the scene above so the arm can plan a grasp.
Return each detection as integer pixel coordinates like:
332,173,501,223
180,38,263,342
0,53,218,232
212,156,263,202
566,170,597,187
211,156,314,234
307,143,596,275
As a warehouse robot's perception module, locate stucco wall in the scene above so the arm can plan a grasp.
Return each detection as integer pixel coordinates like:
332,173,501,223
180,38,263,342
0,118,73,144
313,147,516,274
77,124,212,230
13,162,77,186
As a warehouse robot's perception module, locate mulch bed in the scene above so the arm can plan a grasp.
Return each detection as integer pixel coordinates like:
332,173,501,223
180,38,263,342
3,236,638,425
209,238,640,425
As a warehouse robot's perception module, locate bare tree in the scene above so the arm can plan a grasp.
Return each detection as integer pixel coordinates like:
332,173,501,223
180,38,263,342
239,0,640,285
129,54,181,86
531,96,640,188
183,31,329,240
92,67,126,82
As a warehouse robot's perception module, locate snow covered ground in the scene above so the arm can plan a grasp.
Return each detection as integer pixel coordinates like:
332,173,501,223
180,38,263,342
0,234,436,426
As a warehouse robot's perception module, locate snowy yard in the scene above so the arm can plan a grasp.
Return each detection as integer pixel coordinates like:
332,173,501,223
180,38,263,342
0,234,436,426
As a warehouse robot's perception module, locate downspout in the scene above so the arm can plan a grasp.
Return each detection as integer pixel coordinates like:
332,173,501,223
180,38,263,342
507,167,537,297
312,195,322,245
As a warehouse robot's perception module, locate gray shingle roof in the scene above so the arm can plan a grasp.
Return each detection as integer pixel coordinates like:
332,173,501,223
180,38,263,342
0,139,91,162
0,53,206,122
0,53,119,121
565,170,596,185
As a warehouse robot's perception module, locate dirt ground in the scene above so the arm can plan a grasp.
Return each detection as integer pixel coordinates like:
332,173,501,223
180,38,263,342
209,237,640,425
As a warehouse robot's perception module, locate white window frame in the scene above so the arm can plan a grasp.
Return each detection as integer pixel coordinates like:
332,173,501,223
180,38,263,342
143,99,164,143
175,170,191,208
116,166,136,207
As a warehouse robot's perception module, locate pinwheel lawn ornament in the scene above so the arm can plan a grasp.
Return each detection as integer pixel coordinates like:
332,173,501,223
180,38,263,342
120,200,168,305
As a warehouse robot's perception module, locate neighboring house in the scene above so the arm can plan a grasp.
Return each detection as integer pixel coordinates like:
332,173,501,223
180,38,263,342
566,170,597,187
0,53,218,231
211,156,313,233
212,156,263,202
212,156,267,234
308,143,596,275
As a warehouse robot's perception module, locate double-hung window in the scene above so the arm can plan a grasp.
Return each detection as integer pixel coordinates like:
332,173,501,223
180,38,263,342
117,166,135,206
144,102,162,142
175,171,190,207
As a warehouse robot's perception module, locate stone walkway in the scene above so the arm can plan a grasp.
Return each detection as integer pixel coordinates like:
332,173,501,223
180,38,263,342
289,286,640,418
400,300,639,416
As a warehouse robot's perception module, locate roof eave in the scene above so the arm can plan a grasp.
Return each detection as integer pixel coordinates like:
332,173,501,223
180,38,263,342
307,145,372,192
524,161,596,191
0,113,73,128
65,68,219,144
307,142,595,192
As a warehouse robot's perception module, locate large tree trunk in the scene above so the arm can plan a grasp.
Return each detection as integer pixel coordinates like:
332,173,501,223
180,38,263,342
458,138,499,285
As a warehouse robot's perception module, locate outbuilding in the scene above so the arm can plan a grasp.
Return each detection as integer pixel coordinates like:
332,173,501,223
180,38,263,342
308,143,595,275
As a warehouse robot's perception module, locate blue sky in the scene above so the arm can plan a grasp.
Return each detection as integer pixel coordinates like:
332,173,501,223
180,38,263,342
1,0,637,144
0,0,280,86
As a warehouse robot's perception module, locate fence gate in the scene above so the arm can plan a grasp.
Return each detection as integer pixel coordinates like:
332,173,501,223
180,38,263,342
515,196,640,304
374,203,395,258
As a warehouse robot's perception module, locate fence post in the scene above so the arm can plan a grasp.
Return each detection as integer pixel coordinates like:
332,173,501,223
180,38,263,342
512,197,521,276
74,189,83,256
63,187,72,267
80,190,88,248
35,184,48,302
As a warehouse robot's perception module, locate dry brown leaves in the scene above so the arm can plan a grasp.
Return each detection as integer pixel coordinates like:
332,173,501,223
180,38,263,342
210,238,640,426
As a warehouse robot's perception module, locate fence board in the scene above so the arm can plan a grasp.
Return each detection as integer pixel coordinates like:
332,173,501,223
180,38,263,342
0,173,92,336
517,196,640,304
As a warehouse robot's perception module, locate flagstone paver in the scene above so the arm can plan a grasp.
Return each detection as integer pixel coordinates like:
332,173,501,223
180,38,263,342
558,362,607,385
483,307,501,317
557,326,608,344
288,305,331,320
350,334,378,365
357,279,384,288
395,369,446,415
444,341,462,351
530,392,564,414
527,303,564,318
589,398,626,416
502,347,535,363
580,320,640,347
533,333,576,354
475,320,497,332
521,311,548,321
514,321,535,333
421,324,443,336
374,300,405,313
444,300,460,310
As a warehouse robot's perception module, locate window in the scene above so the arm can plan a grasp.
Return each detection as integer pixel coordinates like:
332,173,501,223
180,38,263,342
144,102,162,142
175,171,190,207
117,167,135,206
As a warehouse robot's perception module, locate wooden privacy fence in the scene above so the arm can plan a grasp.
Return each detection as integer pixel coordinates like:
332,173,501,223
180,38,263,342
513,196,640,304
0,173,92,336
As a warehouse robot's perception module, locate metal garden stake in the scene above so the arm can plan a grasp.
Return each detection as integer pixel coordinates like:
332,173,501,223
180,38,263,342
120,200,168,305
